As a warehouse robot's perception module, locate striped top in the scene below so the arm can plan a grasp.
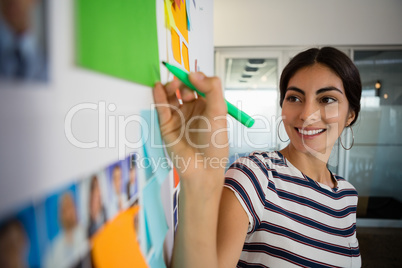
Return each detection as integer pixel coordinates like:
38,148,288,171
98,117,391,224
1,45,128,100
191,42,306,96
224,151,361,268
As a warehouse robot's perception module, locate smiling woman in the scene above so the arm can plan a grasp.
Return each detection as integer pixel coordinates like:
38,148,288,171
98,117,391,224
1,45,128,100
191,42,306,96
279,48,361,187
153,46,363,268
280,47,362,127
281,64,355,167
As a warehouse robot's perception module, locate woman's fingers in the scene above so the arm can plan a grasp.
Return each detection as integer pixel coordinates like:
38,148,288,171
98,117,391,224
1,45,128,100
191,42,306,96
165,79,181,98
153,82,172,126
188,73,227,118
181,88,198,102
153,74,228,156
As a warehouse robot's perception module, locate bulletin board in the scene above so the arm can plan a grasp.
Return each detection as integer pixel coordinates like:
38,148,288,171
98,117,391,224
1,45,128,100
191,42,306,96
0,0,214,268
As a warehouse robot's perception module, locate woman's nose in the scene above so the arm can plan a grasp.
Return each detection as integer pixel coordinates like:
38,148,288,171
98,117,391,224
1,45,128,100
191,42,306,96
299,102,321,124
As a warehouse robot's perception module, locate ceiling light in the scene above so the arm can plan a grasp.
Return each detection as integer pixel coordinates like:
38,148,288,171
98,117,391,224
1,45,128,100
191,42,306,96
375,80,382,89
246,59,267,68
248,59,265,64
242,70,260,76
243,66,260,76
245,67,259,72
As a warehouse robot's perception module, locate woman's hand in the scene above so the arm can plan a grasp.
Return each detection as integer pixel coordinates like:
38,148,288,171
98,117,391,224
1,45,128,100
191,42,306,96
153,73,229,268
153,73,229,198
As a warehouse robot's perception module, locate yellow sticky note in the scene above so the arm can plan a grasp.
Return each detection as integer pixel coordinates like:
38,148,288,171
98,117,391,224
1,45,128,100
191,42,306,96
164,0,176,29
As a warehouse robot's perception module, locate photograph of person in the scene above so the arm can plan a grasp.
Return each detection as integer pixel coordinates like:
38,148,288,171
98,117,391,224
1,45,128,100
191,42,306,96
126,153,139,202
0,0,48,81
42,186,90,268
0,205,41,268
87,174,107,239
152,47,362,267
105,161,129,220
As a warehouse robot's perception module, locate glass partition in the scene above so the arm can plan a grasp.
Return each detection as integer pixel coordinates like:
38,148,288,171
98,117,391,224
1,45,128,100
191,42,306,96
350,49,402,224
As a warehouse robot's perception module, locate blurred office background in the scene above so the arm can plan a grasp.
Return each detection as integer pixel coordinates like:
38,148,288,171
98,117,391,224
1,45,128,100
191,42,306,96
214,0,402,267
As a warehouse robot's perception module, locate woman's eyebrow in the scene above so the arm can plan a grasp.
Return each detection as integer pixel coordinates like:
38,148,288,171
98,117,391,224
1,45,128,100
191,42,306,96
286,87,305,95
316,86,344,95
286,86,343,95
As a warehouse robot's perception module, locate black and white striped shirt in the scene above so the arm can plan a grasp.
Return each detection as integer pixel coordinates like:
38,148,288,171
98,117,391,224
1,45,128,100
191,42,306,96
225,151,361,268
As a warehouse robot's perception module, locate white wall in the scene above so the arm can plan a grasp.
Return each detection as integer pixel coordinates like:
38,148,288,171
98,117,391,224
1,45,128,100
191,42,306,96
0,0,214,216
214,0,402,47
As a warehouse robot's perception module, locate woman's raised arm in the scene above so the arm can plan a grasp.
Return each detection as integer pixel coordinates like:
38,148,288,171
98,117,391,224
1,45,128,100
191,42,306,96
153,72,229,267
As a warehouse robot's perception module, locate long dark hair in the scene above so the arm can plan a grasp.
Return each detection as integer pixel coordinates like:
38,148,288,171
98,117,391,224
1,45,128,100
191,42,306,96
279,47,362,126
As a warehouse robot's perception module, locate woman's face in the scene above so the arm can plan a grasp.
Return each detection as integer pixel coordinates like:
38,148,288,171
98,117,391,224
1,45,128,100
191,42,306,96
281,63,355,157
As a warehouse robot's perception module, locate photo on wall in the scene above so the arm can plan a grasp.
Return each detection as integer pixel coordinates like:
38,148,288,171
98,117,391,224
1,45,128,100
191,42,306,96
79,172,109,240
0,204,41,267
0,0,48,82
127,152,140,206
104,159,130,220
37,183,91,268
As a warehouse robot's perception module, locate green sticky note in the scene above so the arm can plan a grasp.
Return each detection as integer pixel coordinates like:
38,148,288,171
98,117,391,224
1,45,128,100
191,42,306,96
76,0,160,86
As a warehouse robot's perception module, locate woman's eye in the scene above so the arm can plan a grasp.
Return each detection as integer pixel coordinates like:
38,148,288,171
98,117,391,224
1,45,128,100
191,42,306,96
321,97,337,104
286,96,300,103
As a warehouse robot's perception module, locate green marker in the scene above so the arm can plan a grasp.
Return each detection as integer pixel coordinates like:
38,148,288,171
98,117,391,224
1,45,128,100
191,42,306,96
162,61,255,128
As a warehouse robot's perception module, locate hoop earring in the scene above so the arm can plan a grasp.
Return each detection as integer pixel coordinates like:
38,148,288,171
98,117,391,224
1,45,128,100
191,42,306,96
278,119,289,143
340,126,355,150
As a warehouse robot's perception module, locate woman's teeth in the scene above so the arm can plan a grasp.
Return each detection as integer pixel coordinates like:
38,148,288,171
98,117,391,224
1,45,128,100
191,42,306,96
298,128,325,135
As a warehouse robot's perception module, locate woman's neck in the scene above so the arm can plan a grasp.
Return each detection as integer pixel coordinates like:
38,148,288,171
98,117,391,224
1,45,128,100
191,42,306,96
280,145,336,188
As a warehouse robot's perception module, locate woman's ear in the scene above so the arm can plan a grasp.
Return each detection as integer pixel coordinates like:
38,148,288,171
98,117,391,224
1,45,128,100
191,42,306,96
346,109,356,126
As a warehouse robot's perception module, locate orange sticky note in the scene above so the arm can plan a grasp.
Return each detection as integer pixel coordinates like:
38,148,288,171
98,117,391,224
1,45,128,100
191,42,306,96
171,0,188,42
182,42,190,71
173,167,180,188
171,28,181,64
91,206,147,268
175,0,181,9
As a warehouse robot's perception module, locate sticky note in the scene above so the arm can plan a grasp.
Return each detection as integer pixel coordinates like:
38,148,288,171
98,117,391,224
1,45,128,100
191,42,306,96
164,0,176,29
173,167,180,188
143,176,169,254
76,0,160,86
186,0,192,30
182,42,190,71
140,110,171,181
91,206,147,268
171,0,188,42
171,29,182,64
148,247,167,268
175,0,181,9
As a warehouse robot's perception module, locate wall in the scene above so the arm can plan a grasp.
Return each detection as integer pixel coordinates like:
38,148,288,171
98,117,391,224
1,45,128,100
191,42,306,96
0,0,214,216
214,0,402,47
